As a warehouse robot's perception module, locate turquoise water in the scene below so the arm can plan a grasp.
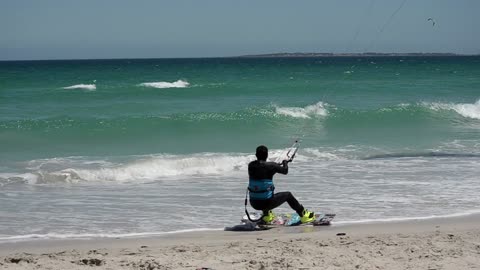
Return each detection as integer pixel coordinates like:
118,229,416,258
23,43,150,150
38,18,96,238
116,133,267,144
2,57,479,161
1,57,480,241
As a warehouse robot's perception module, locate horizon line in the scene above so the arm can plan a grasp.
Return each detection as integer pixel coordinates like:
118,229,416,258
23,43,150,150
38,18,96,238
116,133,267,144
1,52,479,62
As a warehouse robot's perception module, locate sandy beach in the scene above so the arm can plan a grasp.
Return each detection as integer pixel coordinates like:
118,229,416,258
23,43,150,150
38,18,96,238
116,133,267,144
1,215,479,270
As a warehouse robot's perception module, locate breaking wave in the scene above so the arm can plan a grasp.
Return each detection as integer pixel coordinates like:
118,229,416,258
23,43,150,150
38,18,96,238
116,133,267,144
275,101,329,118
424,99,480,120
0,153,253,185
363,152,480,160
62,84,96,90
0,147,344,185
1,143,479,186
139,80,190,89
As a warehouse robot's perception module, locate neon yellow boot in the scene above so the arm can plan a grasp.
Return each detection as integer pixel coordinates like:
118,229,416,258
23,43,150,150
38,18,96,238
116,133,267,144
300,209,315,224
262,210,275,223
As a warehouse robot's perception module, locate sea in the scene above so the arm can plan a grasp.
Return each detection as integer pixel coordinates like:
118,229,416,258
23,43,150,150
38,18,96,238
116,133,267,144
1,56,479,242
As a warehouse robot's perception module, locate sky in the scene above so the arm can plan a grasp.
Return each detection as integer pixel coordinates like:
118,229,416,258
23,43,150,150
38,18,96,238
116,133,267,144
1,0,479,60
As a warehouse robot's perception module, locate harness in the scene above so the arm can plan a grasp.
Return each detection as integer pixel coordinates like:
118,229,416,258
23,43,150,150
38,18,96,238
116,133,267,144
248,179,275,200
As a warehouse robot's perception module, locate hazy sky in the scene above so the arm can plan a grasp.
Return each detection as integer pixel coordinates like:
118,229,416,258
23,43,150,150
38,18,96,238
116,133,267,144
1,0,479,60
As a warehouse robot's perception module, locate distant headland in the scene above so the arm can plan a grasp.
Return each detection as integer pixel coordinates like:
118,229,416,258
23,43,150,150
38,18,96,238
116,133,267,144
237,52,474,58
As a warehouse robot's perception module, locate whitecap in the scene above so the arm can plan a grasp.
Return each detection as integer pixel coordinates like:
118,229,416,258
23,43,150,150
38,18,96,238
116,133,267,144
275,101,329,119
63,84,96,90
424,99,480,119
139,80,190,89
7,153,254,184
451,100,480,119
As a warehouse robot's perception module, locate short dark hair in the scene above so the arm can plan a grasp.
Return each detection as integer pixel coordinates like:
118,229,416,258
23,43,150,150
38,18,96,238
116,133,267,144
256,145,268,160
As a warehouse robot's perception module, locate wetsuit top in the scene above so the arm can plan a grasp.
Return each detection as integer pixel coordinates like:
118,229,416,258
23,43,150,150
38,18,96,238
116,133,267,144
248,160,288,200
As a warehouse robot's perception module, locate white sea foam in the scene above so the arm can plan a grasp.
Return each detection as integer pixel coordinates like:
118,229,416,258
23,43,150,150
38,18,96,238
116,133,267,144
0,147,384,185
334,209,480,226
4,153,254,184
139,80,190,89
275,101,329,119
0,228,222,243
379,103,411,112
301,148,345,161
4,141,479,185
3,148,480,240
451,100,480,119
3,147,340,184
1,148,345,185
63,84,96,90
72,154,251,182
0,173,39,186
424,99,480,119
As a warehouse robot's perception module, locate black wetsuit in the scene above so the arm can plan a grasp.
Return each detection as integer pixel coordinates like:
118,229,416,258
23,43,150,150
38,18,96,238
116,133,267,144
248,160,305,216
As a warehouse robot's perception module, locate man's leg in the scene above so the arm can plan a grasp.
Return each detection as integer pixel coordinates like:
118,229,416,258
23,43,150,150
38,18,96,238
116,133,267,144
267,192,305,216
250,199,270,215
249,199,275,223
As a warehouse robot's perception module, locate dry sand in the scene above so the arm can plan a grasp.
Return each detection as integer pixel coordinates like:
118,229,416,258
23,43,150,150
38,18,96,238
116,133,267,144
1,215,479,270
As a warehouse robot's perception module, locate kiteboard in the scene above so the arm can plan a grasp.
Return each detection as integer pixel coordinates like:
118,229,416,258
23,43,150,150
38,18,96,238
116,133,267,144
243,212,336,227
224,212,335,231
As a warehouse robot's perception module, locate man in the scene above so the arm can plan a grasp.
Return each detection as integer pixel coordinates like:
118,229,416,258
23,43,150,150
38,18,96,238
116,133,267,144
248,145,315,224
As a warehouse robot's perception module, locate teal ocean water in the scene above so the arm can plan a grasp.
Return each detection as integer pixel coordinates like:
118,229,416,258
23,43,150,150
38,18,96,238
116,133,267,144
1,57,480,242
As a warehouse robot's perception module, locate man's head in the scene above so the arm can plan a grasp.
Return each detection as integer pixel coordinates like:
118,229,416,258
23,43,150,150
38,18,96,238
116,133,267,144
256,145,268,161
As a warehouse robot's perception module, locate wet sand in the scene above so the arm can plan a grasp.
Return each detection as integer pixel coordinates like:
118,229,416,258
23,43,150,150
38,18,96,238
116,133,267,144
1,214,480,269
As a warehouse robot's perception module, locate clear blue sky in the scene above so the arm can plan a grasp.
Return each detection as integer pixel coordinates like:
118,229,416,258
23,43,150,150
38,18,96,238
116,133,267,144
1,0,479,60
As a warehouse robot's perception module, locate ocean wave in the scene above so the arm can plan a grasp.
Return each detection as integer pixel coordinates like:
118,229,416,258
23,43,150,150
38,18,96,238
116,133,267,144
2,144,480,185
0,146,376,185
273,100,480,121
62,84,96,90
0,153,254,185
0,173,39,185
313,100,480,124
0,147,335,185
275,101,329,119
363,152,480,160
3,100,476,134
139,80,190,89
424,99,480,119
66,153,248,182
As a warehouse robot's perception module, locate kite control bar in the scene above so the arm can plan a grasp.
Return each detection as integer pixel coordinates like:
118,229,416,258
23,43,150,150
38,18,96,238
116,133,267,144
285,139,300,162
275,139,301,163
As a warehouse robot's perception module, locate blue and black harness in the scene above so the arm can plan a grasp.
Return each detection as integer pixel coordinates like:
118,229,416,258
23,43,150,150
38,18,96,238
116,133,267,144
244,178,275,222
248,178,275,200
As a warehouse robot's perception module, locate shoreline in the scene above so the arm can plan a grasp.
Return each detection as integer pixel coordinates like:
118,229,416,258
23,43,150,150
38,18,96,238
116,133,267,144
2,210,480,245
0,211,480,247
1,214,479,269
